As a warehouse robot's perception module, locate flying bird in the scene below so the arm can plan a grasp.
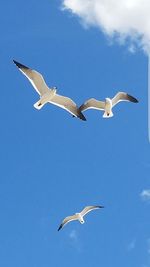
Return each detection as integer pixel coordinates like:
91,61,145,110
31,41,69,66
13,60,86,121
79,92,138,118
58,205,104,231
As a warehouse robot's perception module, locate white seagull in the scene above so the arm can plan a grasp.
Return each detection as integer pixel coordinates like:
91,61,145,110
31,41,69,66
79,92,138,118
58,205,104,231
13,60,86,121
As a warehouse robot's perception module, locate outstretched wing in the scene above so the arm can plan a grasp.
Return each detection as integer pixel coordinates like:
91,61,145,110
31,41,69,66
112,92,138,107
81,205,104,217
58,214,78,231
13,60,49,96
49,94,86,120
79,98,105,112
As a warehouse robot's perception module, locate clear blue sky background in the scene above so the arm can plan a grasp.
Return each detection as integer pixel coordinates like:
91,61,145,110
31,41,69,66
0,1,150,267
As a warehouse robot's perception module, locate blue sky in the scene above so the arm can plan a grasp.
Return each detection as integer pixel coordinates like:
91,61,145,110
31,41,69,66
0,1,150,266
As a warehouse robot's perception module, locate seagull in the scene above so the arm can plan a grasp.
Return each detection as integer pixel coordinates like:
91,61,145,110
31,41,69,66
79,92,138,118
13,60,86,121
58,205,104,231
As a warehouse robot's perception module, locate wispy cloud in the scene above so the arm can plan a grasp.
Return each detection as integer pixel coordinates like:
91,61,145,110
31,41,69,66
69,229,78,242
68,229,82,252
140,189,150,201
127,239,136,251
143,238,150,267
62,0,150,53
147,238,150,254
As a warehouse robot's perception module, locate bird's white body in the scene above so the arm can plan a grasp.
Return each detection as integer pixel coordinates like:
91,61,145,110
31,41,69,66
34,88,57,109
76,213,85,224
103,98,113,118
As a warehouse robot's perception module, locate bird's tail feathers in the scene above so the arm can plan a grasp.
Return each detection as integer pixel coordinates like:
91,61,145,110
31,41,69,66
34,100,44,110
103,110,113,118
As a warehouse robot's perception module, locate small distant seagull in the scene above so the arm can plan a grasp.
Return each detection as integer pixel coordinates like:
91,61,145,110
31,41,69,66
79,92,138,118
13,60,86,121
58,205,104,231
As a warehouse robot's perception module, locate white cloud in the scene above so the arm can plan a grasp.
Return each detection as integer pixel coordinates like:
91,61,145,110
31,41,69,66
68,229,82,252
140,189,150,201
127,239,136,251
62,0,150,53
69,229,78,242
147,238,150,254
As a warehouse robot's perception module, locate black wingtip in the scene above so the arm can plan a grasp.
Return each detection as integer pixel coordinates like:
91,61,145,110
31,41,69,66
58,225,62,231
127,94,139,103
79,112,87,121
72,113,86,121
13,60,29,70
96,205,104,209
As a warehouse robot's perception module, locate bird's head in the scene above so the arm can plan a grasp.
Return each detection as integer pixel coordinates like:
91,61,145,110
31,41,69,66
105,97,111,102
52,86,57,93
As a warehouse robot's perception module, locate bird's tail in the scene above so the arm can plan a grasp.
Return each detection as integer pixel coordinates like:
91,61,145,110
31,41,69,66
103,110,113,118
34,100,44,110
